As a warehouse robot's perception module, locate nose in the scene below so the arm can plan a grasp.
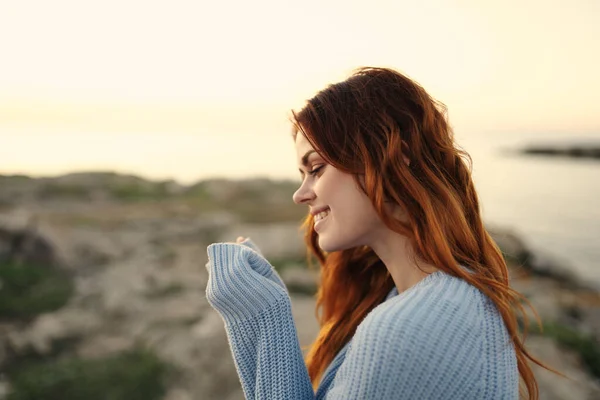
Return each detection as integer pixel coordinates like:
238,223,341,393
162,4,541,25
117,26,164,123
293,179,315,205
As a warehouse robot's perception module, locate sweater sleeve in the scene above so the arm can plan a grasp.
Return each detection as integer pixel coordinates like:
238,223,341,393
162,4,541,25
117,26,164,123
205,240,315,399
323,297,485,400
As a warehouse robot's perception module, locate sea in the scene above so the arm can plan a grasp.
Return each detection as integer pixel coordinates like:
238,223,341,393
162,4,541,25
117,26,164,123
1,129,598,288
456,131,599,288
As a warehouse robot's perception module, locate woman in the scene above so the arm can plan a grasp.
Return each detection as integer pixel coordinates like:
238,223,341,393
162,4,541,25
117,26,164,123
205,67,559,399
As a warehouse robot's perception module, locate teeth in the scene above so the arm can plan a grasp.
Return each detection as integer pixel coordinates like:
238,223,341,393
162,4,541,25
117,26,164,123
314,209,330,222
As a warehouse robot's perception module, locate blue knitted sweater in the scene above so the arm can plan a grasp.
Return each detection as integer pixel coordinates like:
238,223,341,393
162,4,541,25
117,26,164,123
205,239,519,399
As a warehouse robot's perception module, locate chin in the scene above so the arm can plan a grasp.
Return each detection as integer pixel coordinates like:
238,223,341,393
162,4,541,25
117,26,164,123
317,235,336,252
318,235,354,253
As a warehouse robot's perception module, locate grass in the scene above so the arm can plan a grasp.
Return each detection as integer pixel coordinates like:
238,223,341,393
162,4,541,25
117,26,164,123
0,261,74,320
6,348,170,400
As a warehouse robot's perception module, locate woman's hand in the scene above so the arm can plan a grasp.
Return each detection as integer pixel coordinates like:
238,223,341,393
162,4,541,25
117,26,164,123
205,237,289,319
235,236,264,255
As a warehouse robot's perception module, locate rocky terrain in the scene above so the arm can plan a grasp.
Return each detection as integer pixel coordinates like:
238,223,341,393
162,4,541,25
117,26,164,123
507,139,600,161
0,172,598,399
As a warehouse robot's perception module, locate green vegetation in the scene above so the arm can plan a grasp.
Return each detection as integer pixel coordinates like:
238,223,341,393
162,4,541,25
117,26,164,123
268,256,318,296
144,283,185,299
18,174,307,223
7,348,170,400
33,173,178,202
183,181,212,200
107,181,172,201
0,261,74,319
183,179,306,223
268,255,311,272
38,183,91,200
286,281,317,296
0,262,168,399
526,320,600,380
0,174,33,183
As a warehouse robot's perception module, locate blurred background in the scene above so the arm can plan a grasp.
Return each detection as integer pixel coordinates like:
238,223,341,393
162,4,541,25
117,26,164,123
0,1,598,399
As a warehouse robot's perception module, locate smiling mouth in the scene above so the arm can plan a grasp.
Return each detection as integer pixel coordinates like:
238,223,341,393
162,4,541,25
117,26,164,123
314,208,330,223
314,209,330,232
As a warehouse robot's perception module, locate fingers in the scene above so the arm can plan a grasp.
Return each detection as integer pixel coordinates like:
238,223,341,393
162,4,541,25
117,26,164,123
236,236,245,243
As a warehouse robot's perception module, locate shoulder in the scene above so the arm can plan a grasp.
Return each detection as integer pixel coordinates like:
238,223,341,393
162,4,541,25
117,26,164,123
328,273,514,398
354,271,491,354
331,272,493,398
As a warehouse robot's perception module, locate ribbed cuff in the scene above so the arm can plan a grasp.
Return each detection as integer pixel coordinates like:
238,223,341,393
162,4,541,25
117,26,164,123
206,243,289,322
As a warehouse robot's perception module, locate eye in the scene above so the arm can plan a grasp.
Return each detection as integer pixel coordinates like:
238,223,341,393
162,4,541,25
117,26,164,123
308,165,324,176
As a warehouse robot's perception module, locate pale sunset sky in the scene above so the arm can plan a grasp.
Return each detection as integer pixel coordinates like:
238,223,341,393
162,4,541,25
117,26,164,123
0,0,598,183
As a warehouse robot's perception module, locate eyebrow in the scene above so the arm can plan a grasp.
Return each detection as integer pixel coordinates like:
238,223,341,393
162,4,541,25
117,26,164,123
298,150,318,177
301,150,317,167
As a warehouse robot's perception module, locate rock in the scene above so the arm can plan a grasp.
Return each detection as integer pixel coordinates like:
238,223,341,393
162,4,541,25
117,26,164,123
56,227,131,270
0,175,39,206
526,336,600,400
0,211,59,267
488,224,591,290
0,379,9,400
527,250,588,290
156,319,241,400
4,310,102,356
164,388,194,400
487,225,530,264
511,275,567,324
518,141,600,160
76,335,133,358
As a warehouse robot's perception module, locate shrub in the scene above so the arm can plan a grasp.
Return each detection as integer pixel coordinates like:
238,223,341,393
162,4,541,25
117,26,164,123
527,320,600,380
7,348,169,400
0,261,74,319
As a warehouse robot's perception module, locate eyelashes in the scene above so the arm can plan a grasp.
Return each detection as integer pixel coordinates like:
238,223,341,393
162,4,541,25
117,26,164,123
299,164,325,180
308,165,325,176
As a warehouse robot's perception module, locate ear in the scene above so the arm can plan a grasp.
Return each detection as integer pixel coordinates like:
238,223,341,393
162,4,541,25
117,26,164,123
401,140,411,166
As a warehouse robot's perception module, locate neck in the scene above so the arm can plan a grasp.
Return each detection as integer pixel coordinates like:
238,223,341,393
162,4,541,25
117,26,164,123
369,229,438,294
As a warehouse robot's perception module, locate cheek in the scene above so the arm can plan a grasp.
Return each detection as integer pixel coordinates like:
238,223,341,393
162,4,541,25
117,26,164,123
324,177,380,230
315,177,382,251
313,170,340,200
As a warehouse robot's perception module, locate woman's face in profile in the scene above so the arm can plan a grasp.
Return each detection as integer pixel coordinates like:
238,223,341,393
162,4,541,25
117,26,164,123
292,133,384,252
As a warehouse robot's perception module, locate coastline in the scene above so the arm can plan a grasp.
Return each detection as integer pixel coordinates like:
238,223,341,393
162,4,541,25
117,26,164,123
0,171,598,399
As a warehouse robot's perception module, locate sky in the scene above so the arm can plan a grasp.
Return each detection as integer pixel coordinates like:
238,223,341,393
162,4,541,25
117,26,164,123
0,0,599,183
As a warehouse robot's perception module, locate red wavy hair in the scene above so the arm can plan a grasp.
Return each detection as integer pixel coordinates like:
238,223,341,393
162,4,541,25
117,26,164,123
290,67,562,399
